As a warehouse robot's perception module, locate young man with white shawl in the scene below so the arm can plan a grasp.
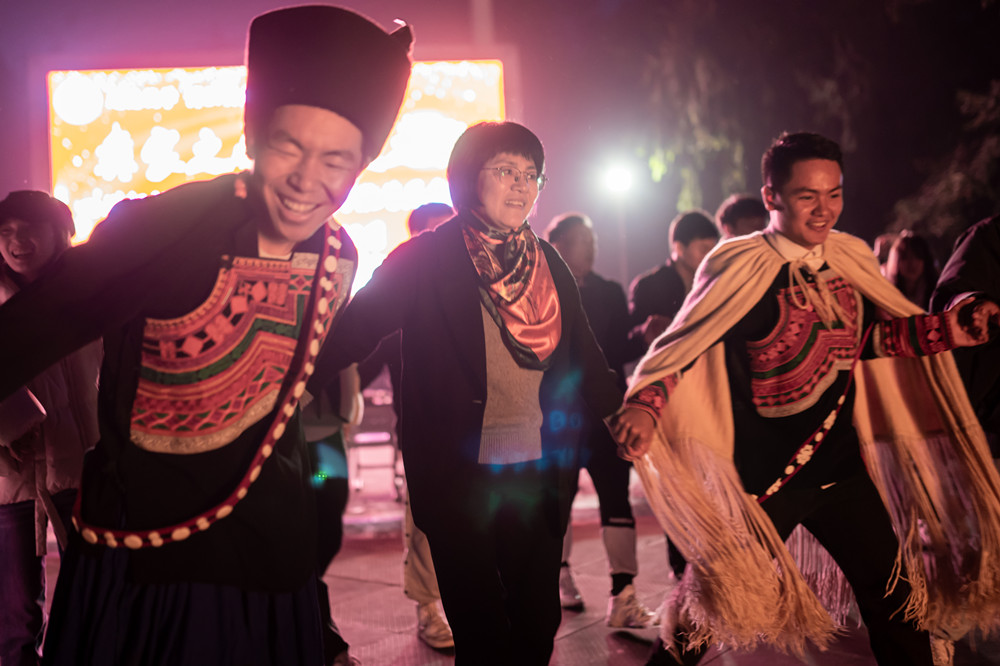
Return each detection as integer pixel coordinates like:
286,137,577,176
613,132,1000,666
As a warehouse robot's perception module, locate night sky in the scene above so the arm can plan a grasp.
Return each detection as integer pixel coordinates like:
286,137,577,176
1,0,997,284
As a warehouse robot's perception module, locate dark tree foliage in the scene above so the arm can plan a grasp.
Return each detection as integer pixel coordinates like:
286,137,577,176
614,0,1000,243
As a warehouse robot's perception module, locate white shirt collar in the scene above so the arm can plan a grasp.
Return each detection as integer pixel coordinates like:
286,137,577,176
766,230,826,271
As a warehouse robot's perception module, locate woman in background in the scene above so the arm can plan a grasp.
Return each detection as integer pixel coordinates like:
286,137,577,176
883,230,939,309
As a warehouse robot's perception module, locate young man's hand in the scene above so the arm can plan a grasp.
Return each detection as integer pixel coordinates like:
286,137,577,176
612,407,656,461
947,296,1000,347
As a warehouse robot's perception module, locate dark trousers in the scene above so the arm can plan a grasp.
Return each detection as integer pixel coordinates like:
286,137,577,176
763,474,932,665
422,463,564,666
309,435,351,663
575,425,634,529
0,488,75,666
666,473,933,666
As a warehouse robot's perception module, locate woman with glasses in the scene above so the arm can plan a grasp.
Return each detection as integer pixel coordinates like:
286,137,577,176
314,121,621,664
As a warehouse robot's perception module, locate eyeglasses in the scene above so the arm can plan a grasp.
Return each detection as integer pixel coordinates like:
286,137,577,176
481,166,547,190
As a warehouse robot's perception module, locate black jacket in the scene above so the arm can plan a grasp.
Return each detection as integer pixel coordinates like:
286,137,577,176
0,174,357,591
312,212,622,533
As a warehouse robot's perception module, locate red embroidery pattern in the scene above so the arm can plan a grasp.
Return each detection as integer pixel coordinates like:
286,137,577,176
73,223,346,550
872,312,954,358
129,257,323,453
626,379,675,420
755,324,873,503
747,275,862,417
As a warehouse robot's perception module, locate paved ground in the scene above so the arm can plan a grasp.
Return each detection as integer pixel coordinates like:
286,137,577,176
326,445,1000,665
41,442,1000,664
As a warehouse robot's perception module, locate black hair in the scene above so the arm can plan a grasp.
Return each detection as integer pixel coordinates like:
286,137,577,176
761,132,843,192
715,194,768,232
885,230,939,309
0,190,74,249
545,212,592,245
669,210,718,246
447,122,545,212
406,202,453,235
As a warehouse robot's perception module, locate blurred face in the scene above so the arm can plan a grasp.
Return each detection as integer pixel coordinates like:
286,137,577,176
893,243,925,283
474,152,541,231
552,224,595,281
673,237,717,274
725,214,768,238
763,158,843,249
0,218,60,283
252,105,366,255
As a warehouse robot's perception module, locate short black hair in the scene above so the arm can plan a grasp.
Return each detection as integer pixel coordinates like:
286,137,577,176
669,210,718,246
406,202,453,236
0,190,75,240
761,132,843,192
545,212,592,245
447,122,545,212
715,194,767,232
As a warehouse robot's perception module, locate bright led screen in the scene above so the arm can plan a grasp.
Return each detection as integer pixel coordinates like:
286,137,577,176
49,61,505,288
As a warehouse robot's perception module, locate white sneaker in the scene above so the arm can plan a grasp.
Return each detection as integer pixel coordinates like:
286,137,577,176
606,584,659,628
417,601,454,649
559,566,584,610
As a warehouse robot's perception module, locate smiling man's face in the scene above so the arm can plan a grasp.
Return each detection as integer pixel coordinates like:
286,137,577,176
251,104,366,256
763,158,844,249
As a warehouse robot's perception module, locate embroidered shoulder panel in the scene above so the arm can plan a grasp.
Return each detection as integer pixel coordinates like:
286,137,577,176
746,273,863,418
130,253,351,453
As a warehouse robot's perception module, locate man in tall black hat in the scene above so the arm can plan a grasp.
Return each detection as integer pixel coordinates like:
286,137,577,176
0,6,412,664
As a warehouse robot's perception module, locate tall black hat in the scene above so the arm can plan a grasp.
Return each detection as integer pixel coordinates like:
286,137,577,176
245,5,413,160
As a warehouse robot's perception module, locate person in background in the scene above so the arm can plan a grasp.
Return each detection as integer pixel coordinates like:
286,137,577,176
628,210,719,581
0,7,412,665
356,201,456,650
546,212,656,628
614,131,1000,666
0,191,101,666
316,121,621,665
932,214,1000,455
714,193,768,240
629,211,720,349
873,232,898,267
405,202,453,238
883,229,939,310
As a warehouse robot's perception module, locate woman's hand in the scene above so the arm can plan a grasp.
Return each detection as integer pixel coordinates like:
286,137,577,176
612,407,656,461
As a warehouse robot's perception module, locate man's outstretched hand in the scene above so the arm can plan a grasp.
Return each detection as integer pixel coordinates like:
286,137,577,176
947,296,1000,347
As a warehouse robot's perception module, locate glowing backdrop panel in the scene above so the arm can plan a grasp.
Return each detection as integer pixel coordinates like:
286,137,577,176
49,61,505,288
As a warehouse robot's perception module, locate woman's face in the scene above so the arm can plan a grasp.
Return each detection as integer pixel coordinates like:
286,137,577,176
893,243,925,283
473,152,541,231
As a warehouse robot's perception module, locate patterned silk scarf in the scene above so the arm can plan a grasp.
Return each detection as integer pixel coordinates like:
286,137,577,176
462,215,561,369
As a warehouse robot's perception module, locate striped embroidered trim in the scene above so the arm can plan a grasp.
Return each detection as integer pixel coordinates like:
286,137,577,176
872,312,954,358
626,379,675,421
71,223,344,550
754,323,873,504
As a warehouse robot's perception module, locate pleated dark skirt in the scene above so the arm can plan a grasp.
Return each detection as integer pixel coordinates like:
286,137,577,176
42,536,324,666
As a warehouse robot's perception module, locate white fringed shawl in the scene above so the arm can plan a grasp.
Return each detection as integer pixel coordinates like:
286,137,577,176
628,230,1000,654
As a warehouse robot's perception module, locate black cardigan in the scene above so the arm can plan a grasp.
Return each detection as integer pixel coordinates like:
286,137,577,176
312,212,622,533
